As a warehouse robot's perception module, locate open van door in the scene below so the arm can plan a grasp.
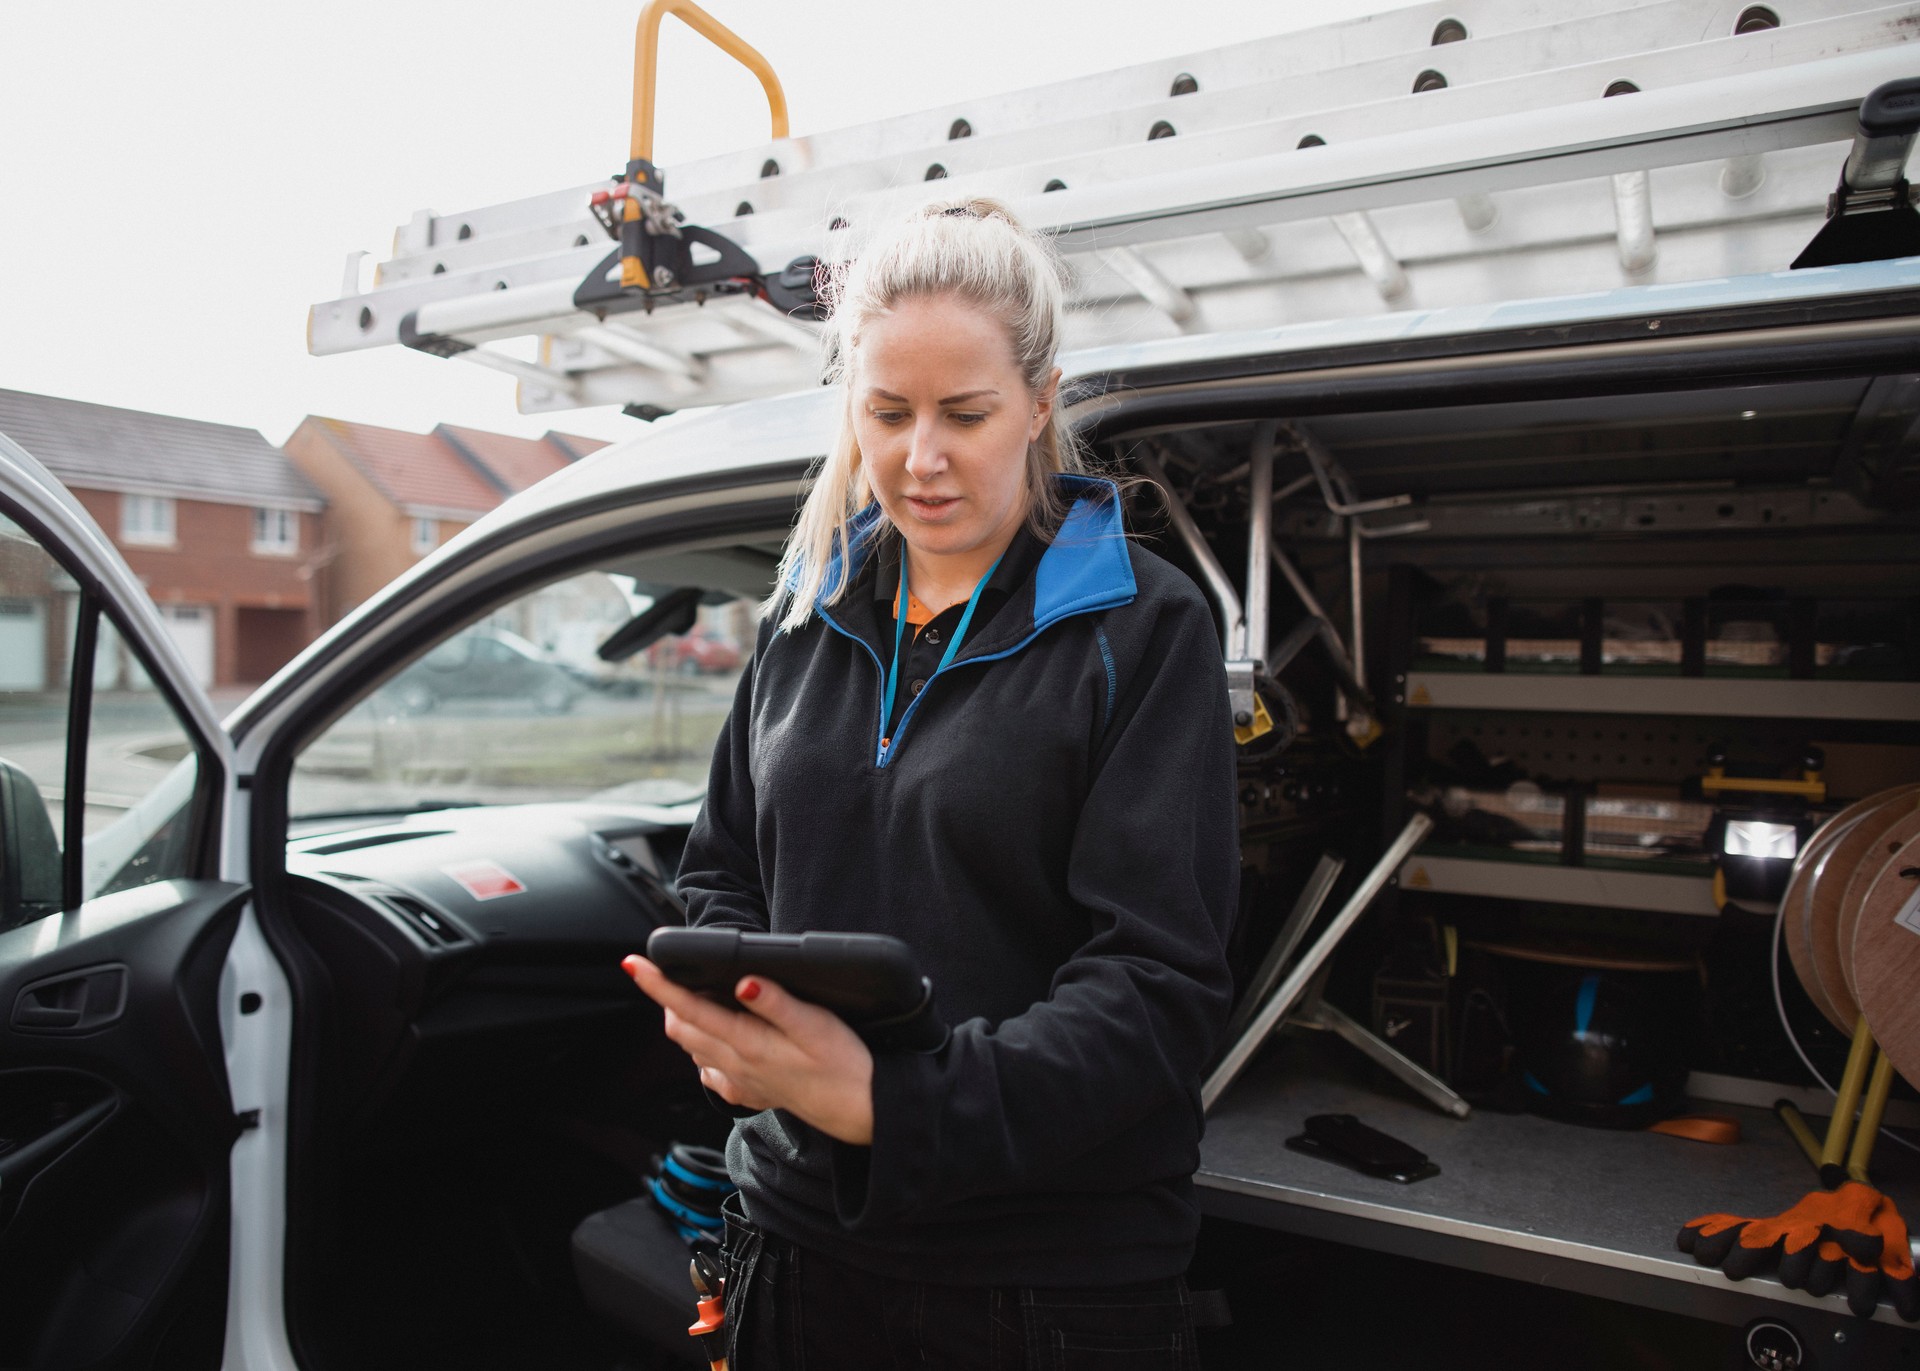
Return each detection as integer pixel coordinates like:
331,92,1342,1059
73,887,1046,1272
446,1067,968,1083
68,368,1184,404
0,429,282,1370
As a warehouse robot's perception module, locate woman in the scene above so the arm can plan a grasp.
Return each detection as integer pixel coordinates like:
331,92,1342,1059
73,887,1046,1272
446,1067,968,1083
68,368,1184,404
625,198,1239,1368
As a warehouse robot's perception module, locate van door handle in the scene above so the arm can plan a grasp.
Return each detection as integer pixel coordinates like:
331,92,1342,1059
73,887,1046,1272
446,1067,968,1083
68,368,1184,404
11,965,128,1034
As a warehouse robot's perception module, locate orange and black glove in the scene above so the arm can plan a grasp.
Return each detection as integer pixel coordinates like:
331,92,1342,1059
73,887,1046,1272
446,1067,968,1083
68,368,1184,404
1678,1182,1918,1320
1855,1188,1919,1322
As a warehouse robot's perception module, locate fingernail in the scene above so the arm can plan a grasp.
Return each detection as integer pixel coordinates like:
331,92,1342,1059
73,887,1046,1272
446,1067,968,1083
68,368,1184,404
737,978,761,1002
620,955,644,978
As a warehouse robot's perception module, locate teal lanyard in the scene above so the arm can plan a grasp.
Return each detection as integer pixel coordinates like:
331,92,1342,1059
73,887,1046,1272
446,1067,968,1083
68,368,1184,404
883,548,1005,739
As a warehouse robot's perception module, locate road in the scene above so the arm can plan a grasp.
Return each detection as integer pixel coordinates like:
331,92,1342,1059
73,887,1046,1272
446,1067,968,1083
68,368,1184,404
0,692,196,836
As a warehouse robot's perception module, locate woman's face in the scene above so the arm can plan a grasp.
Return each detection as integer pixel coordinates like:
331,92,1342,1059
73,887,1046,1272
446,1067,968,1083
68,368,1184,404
853,292,1057,569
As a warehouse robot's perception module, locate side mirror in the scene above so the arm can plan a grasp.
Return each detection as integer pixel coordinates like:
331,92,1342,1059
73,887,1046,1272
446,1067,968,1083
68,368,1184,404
597,587,703,663
0,757,62,930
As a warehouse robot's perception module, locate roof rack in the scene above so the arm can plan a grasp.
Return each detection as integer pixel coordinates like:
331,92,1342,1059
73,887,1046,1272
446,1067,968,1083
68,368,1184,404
307,0,1920,416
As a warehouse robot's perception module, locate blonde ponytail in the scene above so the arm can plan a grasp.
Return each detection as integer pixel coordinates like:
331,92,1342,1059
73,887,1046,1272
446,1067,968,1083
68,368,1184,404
768,197,1086,631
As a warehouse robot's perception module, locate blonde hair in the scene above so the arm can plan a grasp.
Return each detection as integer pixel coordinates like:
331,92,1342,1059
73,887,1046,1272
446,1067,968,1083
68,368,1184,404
768,196,1086,631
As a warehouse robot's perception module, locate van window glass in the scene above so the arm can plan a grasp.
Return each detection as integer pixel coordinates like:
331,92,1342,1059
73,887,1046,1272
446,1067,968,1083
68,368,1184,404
0,512,77,927
290,562,763,823
83,612,201,899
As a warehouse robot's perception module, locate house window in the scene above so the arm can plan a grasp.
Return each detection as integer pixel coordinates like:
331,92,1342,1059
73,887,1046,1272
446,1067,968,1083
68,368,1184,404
120,494,175,546
410,517,438,556
252,506,298,555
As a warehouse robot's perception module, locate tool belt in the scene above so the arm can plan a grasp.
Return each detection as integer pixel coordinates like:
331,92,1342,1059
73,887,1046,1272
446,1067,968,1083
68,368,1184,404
717,1190,793,1370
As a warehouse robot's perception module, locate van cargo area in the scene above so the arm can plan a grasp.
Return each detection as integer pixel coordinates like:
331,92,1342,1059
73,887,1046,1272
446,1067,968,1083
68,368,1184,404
1088,328,1920,1363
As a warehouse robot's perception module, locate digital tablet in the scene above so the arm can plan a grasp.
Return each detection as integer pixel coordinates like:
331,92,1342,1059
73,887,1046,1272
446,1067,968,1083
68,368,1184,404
642,926,946,1052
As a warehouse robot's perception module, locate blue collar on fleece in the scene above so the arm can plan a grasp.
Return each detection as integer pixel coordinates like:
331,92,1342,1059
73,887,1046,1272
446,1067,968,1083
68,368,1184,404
816,474,1136,632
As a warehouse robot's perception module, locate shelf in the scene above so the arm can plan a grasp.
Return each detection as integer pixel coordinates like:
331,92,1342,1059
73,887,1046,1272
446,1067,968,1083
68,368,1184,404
1198,1033,1920,1331
1403,672,1920,722
1396,853,1718,916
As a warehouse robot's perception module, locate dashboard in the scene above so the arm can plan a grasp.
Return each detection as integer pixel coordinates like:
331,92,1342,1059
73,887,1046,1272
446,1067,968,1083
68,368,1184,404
282,803,695,1147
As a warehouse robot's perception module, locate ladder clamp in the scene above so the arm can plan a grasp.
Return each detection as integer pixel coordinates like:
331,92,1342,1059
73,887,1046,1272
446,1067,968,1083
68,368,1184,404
402,0,825,364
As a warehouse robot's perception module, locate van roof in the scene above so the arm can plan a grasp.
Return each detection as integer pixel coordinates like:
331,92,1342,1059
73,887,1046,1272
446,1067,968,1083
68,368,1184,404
463,252,1920,538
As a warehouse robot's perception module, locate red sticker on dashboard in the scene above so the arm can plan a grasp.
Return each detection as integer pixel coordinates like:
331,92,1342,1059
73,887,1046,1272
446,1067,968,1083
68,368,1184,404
442,860,526,901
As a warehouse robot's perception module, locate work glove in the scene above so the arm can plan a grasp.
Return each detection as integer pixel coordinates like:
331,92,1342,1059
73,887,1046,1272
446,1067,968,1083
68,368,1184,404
1678,1182,1919,1320
1852,1189,1920,1321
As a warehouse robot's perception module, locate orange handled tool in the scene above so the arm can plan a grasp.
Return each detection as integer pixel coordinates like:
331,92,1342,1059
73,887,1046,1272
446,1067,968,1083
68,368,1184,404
688,1250,729,1371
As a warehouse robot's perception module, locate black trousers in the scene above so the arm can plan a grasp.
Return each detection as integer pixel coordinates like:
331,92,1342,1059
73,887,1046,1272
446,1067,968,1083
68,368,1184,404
720,1198,1201,1370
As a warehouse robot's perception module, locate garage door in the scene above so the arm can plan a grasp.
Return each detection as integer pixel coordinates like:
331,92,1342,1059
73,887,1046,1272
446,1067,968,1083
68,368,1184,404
0,596,47,690
157,605,214,689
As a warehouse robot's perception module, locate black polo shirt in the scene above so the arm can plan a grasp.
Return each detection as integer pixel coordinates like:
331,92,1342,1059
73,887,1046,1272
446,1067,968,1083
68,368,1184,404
869,523,1049,738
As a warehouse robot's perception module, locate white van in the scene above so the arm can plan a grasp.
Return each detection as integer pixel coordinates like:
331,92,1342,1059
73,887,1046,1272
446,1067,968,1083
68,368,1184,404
3,4,1918,1368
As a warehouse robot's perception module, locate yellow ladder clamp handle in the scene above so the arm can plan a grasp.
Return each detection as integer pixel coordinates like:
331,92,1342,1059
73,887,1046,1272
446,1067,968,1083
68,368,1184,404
631,0,790,165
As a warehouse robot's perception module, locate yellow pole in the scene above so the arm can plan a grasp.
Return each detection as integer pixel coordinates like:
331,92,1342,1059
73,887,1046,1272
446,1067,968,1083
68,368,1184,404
631,0,789,166
1820,1016,1876,1175
1773,1099,1824,1170
1845,1050,1896,1184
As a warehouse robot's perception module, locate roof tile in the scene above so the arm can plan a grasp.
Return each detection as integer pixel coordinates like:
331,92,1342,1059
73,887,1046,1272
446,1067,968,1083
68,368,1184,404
0,388,323,508
432,424,598,495
309,417,503,517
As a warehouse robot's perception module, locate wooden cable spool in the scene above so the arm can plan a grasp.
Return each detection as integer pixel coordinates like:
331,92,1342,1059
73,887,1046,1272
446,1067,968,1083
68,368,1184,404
1841,806,1920,1001
1780,811,1857,1031
1849,816,1920,1092
1798,786,1920,1032
1764,785,1920,1183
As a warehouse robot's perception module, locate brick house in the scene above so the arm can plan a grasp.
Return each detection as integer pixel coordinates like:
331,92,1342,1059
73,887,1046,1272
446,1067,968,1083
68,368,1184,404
0,389,326,689
0,517,71,695
283,418,604,625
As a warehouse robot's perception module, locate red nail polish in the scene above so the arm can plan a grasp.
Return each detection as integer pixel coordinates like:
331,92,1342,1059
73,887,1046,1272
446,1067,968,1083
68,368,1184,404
737,978,761,1002
621,955,643,978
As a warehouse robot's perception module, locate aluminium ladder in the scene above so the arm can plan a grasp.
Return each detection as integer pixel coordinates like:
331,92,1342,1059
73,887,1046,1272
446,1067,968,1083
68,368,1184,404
306,0,1920,417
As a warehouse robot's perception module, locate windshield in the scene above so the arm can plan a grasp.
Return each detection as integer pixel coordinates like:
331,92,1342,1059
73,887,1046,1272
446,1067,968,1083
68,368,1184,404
290,543,779,822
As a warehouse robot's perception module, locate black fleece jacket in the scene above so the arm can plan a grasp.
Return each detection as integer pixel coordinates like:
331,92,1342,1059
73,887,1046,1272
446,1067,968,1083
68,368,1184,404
676,476,1239,1287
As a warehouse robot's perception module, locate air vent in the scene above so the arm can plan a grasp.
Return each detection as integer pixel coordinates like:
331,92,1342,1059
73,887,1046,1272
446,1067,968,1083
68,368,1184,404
382,894,467,946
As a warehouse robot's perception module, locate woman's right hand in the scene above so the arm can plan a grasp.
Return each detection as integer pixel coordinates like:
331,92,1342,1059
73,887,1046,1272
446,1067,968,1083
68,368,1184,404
622,955,877,1145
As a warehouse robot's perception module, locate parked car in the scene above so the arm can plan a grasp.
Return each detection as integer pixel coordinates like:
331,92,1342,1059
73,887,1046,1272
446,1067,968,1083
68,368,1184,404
373,626,586,715
643,622,742,676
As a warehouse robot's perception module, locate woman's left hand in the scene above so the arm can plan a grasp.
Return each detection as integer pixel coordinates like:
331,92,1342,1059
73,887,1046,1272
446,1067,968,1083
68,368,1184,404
622,955,875,1145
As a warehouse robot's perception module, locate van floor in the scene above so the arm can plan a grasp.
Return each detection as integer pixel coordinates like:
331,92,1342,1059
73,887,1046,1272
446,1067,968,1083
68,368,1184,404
1194,1219,1738,1369
308,1130,1905,1370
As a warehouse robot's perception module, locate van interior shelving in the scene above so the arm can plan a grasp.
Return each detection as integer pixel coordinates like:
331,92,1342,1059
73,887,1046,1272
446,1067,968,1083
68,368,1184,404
1100,359,1920,1357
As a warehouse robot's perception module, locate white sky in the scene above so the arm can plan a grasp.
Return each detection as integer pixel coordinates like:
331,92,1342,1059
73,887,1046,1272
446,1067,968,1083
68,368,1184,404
0,0,1402,448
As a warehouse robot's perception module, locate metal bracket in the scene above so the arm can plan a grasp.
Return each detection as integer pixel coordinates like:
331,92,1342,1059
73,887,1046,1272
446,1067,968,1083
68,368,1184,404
1225,659,1262,740
573,210,770,316
1288,423,1411,518
397,313,474,358
1204,814,1440,1112
1141,449,1249,661
1792,76,1920,269
1293,999,1471,1120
